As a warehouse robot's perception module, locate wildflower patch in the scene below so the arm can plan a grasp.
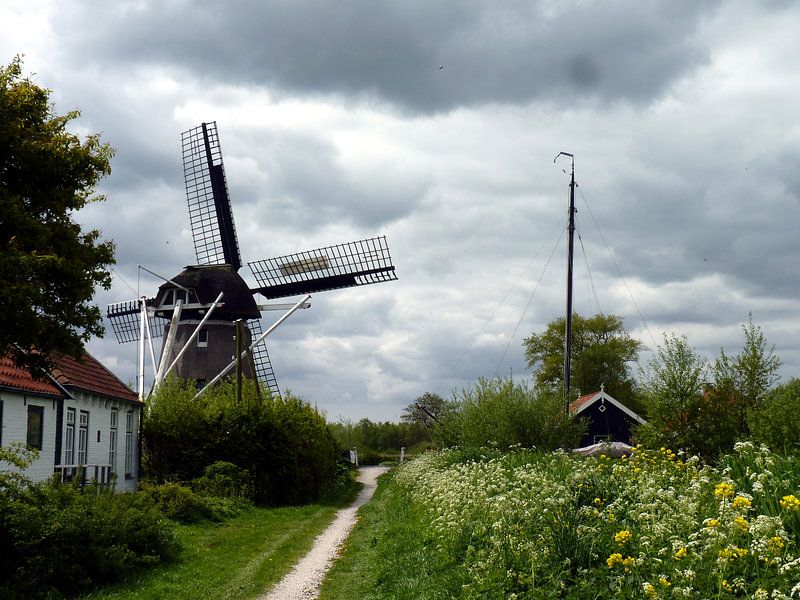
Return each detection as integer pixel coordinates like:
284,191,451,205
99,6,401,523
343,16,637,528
392,442,800,598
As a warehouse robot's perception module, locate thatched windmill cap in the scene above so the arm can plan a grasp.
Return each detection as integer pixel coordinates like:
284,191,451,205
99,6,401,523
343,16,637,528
155,264,260,320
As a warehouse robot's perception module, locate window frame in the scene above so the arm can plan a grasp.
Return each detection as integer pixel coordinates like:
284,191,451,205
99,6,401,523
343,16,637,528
27,405,45,450
77,410,89,465
124,410,135,478
108,407,118,473
64,407,76,465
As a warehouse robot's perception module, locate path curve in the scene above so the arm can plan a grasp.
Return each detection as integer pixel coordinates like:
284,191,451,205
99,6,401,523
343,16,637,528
258,465,390,600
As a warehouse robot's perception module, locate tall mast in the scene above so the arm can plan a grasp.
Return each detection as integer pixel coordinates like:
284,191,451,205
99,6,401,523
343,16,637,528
555,152,576,413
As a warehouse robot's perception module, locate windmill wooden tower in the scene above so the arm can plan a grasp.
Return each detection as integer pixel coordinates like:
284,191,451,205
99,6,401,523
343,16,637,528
107,122,397,397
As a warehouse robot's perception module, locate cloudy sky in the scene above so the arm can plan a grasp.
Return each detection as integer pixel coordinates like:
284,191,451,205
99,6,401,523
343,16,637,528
3,1,799,422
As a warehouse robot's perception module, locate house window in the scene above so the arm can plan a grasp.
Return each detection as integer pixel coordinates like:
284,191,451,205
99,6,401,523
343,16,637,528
197,328,208,348
64,408,76,465
77,410,89,465
108,408,118,473
27,405,44,450
125,410,134,478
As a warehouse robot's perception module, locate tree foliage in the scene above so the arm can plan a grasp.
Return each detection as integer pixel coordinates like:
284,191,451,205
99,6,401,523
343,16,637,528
637,334,710,452
0,56,115,373
432,377,586,451
749,379,800,453
523,313,643,407
401,392,453,429
329,418,430,464
639,319,782,458
142,378,338,505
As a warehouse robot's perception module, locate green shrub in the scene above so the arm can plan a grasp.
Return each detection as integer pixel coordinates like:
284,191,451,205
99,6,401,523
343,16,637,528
748,378,800,454
0,449,177,600
141,482,220,523
433,377,585,451
142,378,339,505
192,461,253,500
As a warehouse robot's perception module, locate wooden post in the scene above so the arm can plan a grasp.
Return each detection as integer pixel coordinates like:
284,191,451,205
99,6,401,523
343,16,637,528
235,319,243,403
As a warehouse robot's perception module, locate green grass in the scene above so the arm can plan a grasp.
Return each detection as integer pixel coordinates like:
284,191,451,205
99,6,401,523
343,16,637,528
81,484,360,600
318,471,468,600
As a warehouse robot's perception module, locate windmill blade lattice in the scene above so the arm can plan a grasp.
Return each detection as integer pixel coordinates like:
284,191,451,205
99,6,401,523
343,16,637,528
107,299,167,343
248,236,397,299
246,318,281,397
182,122,242,270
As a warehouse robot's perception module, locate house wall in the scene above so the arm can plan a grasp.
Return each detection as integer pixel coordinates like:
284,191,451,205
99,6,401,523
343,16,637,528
0,390,59,481
0,390,141,492
64,391,141,492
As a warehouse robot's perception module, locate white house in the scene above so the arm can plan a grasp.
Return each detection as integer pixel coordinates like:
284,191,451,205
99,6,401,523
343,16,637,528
0,352,142,491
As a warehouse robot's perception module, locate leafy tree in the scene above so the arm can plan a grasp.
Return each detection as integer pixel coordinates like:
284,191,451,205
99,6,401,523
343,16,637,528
637,334,710,453
143,378,338,505
433,377,586,451
749,379,800,453
707,315,782,451
0,56,115,373
523,313,644,408
401,392,452,429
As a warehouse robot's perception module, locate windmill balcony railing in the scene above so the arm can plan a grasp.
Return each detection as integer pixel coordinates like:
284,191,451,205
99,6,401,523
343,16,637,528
54,463,114,487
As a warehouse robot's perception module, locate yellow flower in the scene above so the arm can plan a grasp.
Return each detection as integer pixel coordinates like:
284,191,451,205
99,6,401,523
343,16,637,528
593,497,603,506
780,494,800,511
607,553,624,569
734,515,750,532
714,482,735,499
614,529,633,546
659,577,671,588
705,518,720,528
622,556,635,572
674,547,688,560
754,588,769,600
732,495,751,510
719,546,747,561
643,582,658,599
721,580,733,593
767,536,785,552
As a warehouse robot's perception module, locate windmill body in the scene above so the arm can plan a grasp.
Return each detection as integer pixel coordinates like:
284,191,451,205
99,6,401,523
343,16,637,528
153,264,260,384
108,122,397,396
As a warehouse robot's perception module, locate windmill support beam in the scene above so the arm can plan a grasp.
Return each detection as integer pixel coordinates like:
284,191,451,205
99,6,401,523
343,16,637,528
153,300,183,391
138,297,147,401
194,294,311,399
158,292,225,386
258,302,311,311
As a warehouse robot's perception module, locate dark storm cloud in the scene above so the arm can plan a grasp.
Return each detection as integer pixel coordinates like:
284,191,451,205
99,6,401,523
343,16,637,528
57,0,716,113
241,129,429,231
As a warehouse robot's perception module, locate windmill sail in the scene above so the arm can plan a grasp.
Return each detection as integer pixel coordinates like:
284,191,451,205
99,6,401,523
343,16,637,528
246,318,281,397
248,236,397,299
182,122,242,270
107,299,167,343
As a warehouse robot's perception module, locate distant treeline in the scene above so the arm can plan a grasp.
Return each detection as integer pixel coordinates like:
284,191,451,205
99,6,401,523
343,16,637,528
329,419,430,464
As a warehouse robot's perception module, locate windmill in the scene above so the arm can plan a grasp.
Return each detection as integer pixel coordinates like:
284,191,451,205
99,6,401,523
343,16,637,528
107,122,397,398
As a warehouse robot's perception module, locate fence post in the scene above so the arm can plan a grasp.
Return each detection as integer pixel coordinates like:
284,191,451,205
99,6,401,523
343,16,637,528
400,447,405,464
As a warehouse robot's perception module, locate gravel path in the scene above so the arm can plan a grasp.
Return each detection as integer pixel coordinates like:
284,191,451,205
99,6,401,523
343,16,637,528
258,466,390,600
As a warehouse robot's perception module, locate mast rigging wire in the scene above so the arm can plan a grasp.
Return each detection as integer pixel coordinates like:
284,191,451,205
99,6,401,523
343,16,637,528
576,185,659,351
494,221,565,375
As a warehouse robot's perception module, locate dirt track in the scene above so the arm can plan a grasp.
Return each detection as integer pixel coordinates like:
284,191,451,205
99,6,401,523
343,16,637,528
258,466,389,600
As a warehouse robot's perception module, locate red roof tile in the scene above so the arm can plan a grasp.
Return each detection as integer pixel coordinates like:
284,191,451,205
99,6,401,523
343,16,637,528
51,353,139,403
569,391,600,414
0,356,62,397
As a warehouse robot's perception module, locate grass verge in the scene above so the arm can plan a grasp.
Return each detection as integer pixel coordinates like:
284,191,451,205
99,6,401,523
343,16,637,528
81,480,361,600
318,471,468,600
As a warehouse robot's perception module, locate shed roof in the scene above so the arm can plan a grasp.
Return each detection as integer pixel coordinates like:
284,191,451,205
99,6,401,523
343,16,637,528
569,389,646,424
